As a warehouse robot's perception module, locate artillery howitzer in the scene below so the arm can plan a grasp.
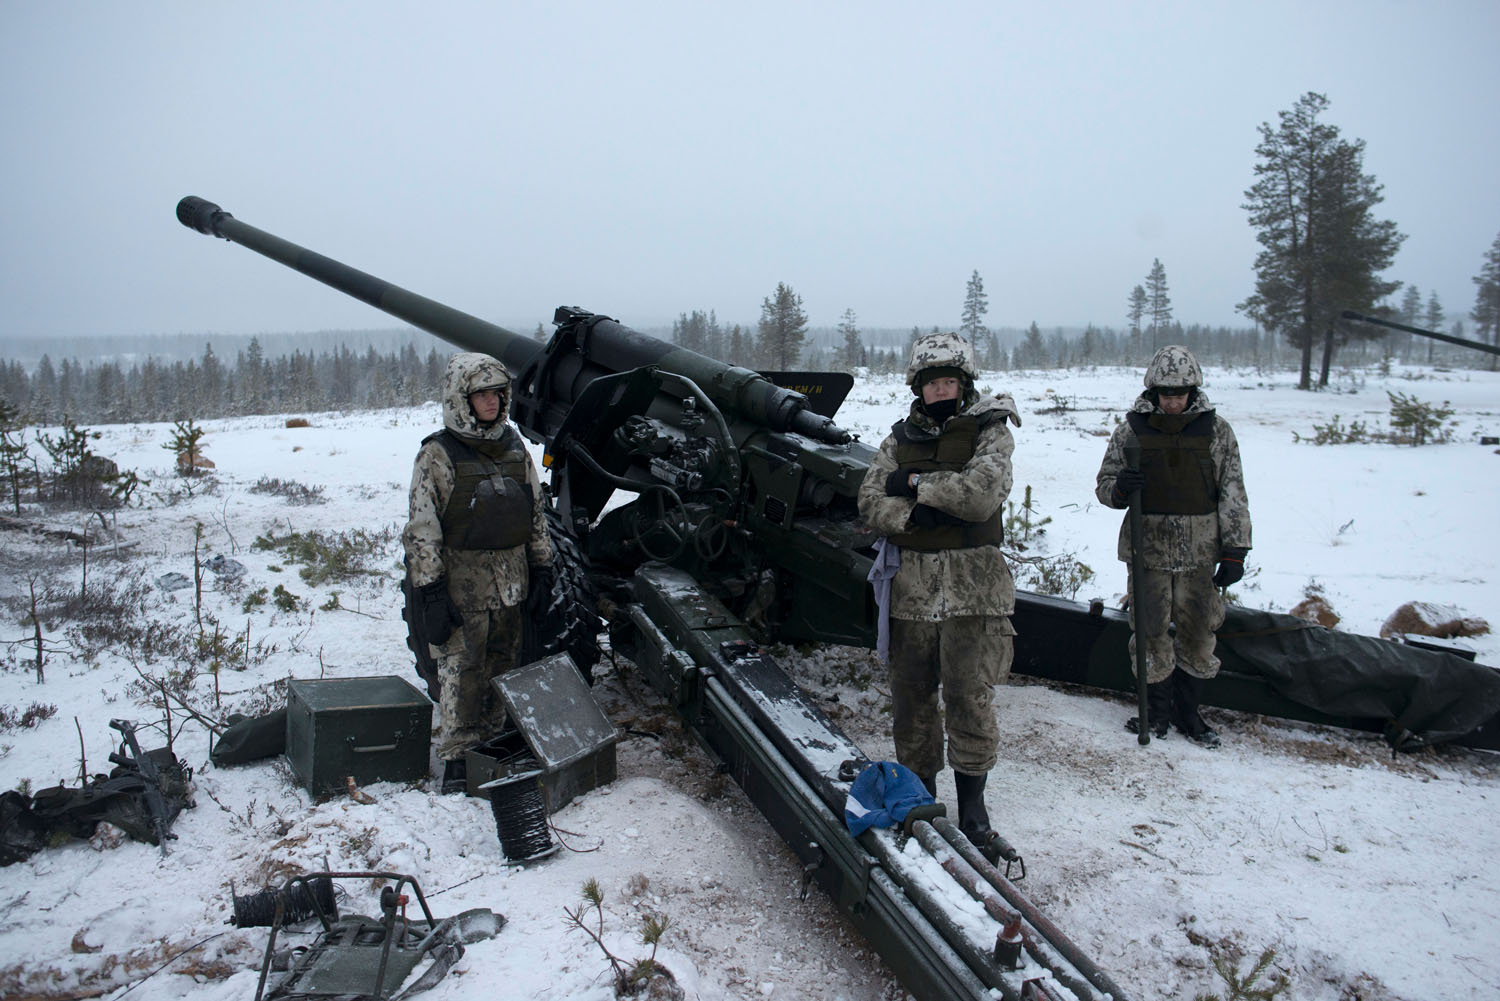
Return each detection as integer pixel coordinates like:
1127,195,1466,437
178,196,1136,1000
179,196,1499,999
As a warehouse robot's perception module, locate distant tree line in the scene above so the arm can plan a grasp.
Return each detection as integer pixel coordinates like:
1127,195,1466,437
6,312,1486,434
0,338,448,426
669,275,1302,379
9,207,1500,431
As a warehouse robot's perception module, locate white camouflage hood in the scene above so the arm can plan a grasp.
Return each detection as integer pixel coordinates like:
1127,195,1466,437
442,352,513,439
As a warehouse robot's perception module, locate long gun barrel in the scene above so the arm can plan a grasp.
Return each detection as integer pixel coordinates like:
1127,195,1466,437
178,196,542,377
176,197,850,447
1340,309,1500,357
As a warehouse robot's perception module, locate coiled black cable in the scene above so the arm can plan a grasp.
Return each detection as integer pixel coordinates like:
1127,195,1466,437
487,770,554,862
229,875,338,927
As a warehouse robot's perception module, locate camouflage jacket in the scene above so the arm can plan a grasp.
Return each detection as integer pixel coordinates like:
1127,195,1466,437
1094,390,1251,570
403,352,553,609
858,393,1019,620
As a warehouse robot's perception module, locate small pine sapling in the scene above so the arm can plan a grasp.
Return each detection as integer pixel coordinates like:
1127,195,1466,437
165,418,210,475
564,878,680,999
1386,391,1455,446
1195,945,1290,1001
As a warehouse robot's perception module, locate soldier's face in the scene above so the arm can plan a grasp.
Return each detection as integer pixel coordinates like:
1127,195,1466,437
921,377,961,405
469,388,502,423
1158,389,1189,415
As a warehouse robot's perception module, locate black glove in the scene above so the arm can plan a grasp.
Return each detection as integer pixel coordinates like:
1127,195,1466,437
530,563,556,601
418,579,464,647
884,468,918,498
1110,467,1146,507
1212,549,1247,587
908,503,966,529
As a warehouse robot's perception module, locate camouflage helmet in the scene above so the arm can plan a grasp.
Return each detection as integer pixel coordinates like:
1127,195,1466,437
1143,345,1203,389
906,331,978,392
443,352,512,436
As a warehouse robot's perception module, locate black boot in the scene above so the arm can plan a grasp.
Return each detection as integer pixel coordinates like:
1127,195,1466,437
954,771,1002,865
441,757,468,795
1125,680,1172,738
916,772,939,800
1170,670,1221,748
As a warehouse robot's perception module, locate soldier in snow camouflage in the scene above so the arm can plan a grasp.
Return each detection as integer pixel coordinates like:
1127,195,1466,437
1095,345,1251,747
403,352,554,791
858,331,1020,862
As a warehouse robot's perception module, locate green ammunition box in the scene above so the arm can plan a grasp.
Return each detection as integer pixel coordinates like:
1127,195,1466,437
286,676,432,796
466,653,618,811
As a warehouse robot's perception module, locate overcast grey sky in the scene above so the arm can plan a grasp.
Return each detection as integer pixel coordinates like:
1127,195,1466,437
2,1,1496,343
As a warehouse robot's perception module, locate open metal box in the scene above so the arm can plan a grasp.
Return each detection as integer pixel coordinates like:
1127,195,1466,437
464,652,618,811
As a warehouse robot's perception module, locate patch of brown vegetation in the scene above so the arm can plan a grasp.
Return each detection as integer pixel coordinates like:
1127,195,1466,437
285,418,311,428
0,934,241,1001
1379,600,1490,640
1290,594,1340,628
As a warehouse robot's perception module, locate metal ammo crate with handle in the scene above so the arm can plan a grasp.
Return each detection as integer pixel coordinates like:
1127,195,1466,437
286,676,432,795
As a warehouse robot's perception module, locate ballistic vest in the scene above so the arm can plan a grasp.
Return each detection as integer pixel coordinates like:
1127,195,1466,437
886,412,1005,551
426,427,535,550
1125,410,1218,515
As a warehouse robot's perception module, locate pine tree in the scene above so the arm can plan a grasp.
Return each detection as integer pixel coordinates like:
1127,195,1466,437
1239,92,1404,388
960,270,990,367
0,398,29,515
241,336,266,413
1126,285,1147,357
1422,291,1445,363
1080,323,1099,362
1390,284,1423,361
757,282,808,369
1018,322,1045,369
727,324,748,367
1144,259,1173,351
836,308,862,371
199,343,224,411
1399,285,1423,325
705,310,724,361
1471,230,1500,362
33,356,57,424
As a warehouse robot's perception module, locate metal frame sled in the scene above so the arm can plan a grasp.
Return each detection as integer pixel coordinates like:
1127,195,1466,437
252,871,503,1001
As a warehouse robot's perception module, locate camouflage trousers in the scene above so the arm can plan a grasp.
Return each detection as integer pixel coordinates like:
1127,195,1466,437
1126,564,1225,684
432,603,523,760
888,615,1014,777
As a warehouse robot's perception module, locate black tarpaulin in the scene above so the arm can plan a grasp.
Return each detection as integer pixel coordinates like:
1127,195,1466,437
1216,606,1500,748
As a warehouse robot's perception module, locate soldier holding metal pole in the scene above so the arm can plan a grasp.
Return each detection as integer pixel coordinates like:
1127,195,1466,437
1096,346,1251,747
1122,436,1152,744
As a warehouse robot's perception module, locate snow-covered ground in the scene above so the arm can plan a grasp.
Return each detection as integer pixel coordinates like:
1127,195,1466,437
1,361,1498,1001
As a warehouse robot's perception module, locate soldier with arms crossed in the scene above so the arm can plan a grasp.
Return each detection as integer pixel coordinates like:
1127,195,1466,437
858,332,1021,861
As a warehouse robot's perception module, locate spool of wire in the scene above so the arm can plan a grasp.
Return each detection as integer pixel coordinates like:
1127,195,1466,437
229,875,338,927
483,767,556,862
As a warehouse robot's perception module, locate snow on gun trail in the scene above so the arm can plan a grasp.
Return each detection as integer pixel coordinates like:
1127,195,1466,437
0,362,1497,1001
